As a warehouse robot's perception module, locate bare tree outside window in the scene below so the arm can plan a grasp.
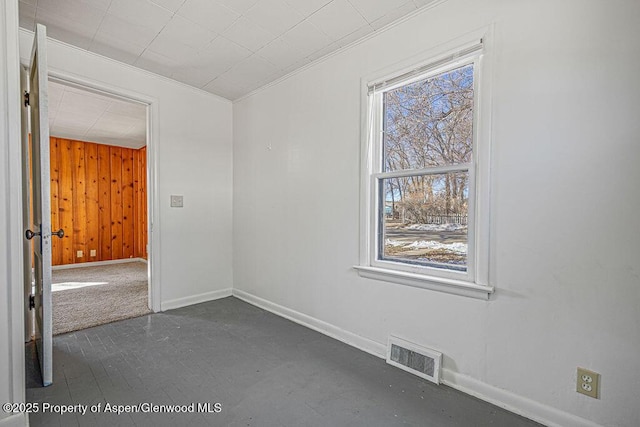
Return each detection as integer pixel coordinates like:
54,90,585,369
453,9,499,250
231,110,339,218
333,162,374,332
379,64,474,270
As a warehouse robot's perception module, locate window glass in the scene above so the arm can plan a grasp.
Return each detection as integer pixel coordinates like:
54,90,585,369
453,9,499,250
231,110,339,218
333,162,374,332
383,64,474,172
379,172,469,271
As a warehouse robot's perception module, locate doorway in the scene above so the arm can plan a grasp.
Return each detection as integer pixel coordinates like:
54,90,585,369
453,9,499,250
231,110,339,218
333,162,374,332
45,79,152,335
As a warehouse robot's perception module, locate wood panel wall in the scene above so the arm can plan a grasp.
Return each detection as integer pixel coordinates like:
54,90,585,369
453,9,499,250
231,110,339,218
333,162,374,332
50,137,147,266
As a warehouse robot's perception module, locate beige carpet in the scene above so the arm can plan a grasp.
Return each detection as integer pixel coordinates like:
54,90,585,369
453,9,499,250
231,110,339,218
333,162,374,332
52,261,151,335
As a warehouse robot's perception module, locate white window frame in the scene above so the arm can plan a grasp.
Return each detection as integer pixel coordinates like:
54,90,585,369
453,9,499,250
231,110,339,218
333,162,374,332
355,32,494,299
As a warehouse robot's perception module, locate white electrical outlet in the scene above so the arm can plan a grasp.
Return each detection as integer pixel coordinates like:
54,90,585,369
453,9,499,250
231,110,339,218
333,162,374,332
77,250,83,258
90,249,96,257
577,367,599,399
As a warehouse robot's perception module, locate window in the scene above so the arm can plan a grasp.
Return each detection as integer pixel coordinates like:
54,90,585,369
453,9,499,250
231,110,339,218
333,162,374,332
356,40,493,299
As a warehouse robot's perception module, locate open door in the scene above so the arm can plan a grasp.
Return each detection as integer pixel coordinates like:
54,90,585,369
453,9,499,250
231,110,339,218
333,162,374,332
21,62,32,345
24,23,59,387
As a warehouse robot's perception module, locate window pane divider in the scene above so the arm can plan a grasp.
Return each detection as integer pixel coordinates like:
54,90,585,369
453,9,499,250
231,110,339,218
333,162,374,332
374,163,472,180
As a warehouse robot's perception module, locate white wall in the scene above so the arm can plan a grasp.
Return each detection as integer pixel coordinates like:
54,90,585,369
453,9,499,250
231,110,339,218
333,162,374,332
0,2,26,426
18,30,234,310
2,4,233,424
233,1,640,426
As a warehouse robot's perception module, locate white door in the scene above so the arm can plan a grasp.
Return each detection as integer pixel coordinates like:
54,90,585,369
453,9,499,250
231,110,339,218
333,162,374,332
21,64,32,344
25,24,55,387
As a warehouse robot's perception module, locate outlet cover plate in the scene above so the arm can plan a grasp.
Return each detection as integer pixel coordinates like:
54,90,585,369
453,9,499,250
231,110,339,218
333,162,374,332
577,367,599,399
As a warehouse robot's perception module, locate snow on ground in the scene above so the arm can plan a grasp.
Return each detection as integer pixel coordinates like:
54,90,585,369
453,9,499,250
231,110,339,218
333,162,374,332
385,239,468,254
405,240,467,254
406,223,467,232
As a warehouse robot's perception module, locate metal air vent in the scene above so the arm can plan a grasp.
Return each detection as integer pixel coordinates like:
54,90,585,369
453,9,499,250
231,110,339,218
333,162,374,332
387,335,442,384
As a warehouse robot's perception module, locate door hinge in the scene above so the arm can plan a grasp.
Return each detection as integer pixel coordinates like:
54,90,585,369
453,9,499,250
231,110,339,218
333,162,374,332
29,294,35,310
24,91,30,107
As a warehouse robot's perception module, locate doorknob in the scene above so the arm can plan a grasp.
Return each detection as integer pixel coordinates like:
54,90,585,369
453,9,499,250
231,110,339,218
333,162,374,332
26,229,64,239
25,229,41,240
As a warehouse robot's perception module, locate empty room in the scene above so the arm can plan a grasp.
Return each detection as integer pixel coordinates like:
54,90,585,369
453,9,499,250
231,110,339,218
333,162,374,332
0,1,638,427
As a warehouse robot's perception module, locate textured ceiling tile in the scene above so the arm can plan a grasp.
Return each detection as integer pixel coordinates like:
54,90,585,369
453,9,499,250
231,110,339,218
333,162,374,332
94,111,142,129
308,0,368,41
256,37,307,70
107,101,147,120
279,58,312,78
177,0,240,33
90,37,146,64
215,0,259,14
223,16,276,52
85,130,126,142
81,0,113,10
245,0,305,36
187,36,252,73
58,92,111,117
203,77,246,100
370,1,417,30
333,23,373,47
48,82,146,148
347,0,411,23
281,20,331,57
125,121,147,137
108,0,173,30
96,13,164,46
34,15,95,49
18,2,36,31
135,50,180,78
37,0,111,14
35,0,106,34
413,0,438,7
48,83,65,110
155,15,216,51
147,31,200,63
305,39,341,62
170,67,215,89
283,0,332,17
27,0,425,102
53,112,97,129
149,0,186,13
51,124,92,137
219,55,279,89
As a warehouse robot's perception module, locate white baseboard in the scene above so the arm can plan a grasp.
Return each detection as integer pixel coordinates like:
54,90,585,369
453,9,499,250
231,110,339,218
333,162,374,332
441,370,601,427
52,258,147,270
0,413,27,427
232,288,600,427
161,288,232,311
232,289,386,358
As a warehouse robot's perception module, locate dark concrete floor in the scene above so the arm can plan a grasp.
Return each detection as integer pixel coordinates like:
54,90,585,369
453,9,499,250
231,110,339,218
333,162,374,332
26,297,543,426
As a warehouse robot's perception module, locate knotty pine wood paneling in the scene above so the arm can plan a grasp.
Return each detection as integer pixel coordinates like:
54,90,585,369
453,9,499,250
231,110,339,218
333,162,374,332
50,137,147,266
134,147,147,259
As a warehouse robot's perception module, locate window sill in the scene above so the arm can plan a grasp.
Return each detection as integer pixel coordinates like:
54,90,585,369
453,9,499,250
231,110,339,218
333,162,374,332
353,265,494,300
